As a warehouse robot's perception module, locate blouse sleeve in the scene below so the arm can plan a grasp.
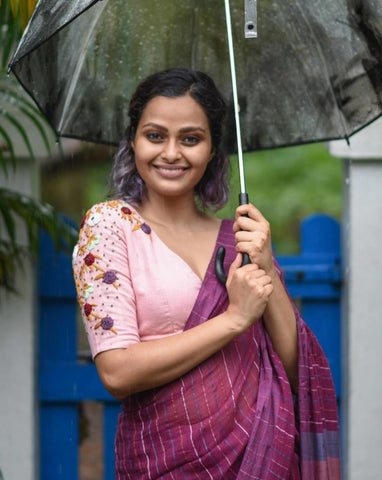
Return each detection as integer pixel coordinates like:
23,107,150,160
72,202,140,359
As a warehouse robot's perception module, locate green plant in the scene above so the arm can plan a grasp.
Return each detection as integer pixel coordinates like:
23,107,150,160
0,0,77,292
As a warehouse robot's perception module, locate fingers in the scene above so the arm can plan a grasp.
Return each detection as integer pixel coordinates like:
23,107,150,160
233,204,270,237
232,203,273,272
228,260,271,290
226,253,248,285
237,264,272,290
234,203,267,227
226,261,274,329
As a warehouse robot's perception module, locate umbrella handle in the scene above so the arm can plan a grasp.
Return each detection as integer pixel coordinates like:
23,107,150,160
214,193,251,285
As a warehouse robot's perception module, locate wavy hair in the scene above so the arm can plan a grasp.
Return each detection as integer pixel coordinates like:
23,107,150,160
112,68,230,211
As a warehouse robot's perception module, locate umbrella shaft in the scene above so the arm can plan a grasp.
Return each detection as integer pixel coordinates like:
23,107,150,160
224,0,246,194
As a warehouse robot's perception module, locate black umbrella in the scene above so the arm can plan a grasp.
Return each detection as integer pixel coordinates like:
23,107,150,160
8,0,382,281
8,0,382,151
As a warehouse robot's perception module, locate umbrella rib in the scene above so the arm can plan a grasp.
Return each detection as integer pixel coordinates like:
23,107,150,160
57,1,108,134
294,0,349,140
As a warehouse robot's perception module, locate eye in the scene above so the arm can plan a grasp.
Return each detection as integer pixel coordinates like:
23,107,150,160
182,135,201,145
146,132,163,142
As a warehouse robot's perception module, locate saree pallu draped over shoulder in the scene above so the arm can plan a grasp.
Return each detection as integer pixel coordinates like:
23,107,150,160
115,220,341,479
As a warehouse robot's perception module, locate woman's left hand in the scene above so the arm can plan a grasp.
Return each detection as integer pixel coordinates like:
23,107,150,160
234,204,299,391
233,203,275,275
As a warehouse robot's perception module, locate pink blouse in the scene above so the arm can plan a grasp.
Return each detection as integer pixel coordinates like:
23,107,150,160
72,200,202,359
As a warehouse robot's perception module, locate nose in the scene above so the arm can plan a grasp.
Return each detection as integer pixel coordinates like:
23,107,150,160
161,138,181,162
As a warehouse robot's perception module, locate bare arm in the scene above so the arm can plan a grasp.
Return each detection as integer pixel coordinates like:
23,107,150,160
262,270,298,392
95,254,273,399
234,204,298,392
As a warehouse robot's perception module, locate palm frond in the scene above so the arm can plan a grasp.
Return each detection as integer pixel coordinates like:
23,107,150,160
0,188,78,292
0,75,53,175
0,0,76,294
0,0,22,69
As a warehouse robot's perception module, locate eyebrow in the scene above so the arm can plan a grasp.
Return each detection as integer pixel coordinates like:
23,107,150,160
142,122,207,133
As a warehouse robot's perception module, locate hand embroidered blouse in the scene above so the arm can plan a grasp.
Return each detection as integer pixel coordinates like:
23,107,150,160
72,200,202,358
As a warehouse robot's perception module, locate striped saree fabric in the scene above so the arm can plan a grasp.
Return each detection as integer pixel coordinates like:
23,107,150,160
115,220,341,479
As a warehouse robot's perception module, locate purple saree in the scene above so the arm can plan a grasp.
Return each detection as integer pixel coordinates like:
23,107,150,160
115,220,341,479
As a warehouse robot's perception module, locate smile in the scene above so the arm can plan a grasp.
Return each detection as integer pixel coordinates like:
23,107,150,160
154,165,188,178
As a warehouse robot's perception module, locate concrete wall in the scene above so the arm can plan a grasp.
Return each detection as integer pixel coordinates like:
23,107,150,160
0,92,55,479
342,160,382,480
0,158,39,480
330,118,382,480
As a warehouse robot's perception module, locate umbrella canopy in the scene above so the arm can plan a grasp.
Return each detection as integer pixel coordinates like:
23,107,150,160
8,0,382,153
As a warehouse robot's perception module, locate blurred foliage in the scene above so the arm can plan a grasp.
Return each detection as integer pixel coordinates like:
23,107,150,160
41,142,342,255
218,143,342,253
0,0,77,293
0,187,78,292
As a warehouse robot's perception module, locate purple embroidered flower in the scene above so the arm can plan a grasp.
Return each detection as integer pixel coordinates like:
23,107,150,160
101,316,114,330
141,222,151,235
103,270,117,284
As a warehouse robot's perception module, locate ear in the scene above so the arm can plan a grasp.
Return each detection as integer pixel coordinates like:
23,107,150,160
130,127,136,151
209,149,216,161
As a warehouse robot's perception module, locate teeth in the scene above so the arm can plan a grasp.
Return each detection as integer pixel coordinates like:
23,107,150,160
157,167,184,172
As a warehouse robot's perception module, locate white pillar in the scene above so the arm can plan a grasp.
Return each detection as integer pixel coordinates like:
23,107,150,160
329,118,382,480
0,102,55,479
0,158,39,480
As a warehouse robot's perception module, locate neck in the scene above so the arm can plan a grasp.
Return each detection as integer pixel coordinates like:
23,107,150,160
138,193,207,229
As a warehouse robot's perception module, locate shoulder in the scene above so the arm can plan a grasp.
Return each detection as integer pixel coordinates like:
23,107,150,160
79,200,152,236
73,200,153,263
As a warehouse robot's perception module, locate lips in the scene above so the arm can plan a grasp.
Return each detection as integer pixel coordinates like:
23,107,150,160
153,165,189,179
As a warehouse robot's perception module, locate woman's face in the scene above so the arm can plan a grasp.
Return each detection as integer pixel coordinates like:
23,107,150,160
131,94,213,202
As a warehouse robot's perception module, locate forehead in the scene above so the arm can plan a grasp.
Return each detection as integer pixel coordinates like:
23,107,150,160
139,95,210,129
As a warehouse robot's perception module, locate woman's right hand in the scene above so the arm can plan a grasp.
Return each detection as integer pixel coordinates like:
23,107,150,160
225,253,273,332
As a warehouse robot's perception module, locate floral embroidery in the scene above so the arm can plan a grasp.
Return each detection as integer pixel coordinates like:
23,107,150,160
88,211,101,227
120,203,152,236
87,234,101,251
83,283,94,300
141,222,151,235
93,270,118,289
80,214,87,230
121,206,132,216
74,200,153,339
84,303,93,316
72,244,79,267
84,303,102,321
101,270,118,285
83,253,103,270
84,253,95,266
95,316,117,334
80,252,104,283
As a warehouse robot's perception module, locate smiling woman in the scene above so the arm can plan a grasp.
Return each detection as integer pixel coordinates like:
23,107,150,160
131,95,214,202
72,68,341,479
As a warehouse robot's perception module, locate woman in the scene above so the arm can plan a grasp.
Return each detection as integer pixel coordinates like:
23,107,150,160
73,68,340,479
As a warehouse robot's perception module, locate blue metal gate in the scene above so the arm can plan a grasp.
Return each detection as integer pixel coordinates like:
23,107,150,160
38,213,341,479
